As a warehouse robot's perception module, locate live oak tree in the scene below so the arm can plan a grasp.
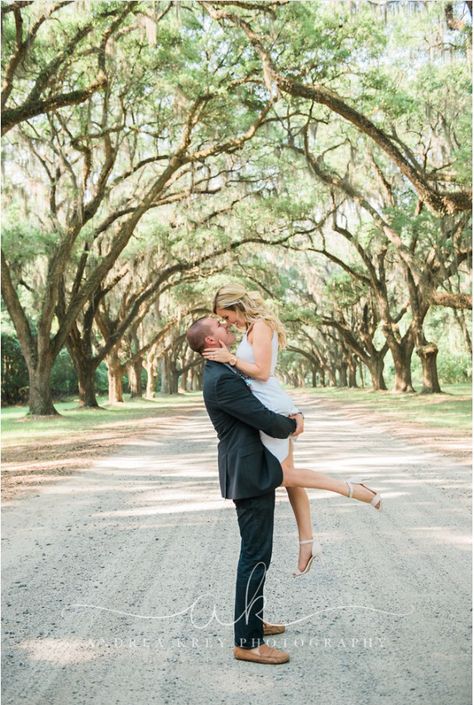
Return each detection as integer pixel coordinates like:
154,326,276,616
1,1,277,414
320,282,390,392
63,178,244,407
76,172,299,404
298,140,470,392
270,57,470,389
2,0,470,406
1,1,134,135
202,0,472,216
199,0,471,392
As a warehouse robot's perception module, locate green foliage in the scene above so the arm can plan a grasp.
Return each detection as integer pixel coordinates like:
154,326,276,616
95,362,110,394
0,332,111,405
324,271,367,308
270,0,387,83
50,349,78,397
1,210,61,265
437,352,472,384
1,333,29,404
359,68,418,120
1,0,471,406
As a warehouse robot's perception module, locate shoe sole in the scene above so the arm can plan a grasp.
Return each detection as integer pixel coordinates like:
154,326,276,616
263,628,286,636
234,653,290,665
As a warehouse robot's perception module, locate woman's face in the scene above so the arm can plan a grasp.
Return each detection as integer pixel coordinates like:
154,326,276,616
215,307,246,330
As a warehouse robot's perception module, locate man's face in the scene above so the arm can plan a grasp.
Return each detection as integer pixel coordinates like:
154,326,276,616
203,317,236,349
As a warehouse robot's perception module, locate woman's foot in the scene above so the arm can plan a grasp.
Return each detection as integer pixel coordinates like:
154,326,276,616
345,478,382,510
296,539,314,574
293,538,324,576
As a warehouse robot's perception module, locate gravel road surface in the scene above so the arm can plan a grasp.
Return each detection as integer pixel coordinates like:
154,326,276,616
2,395,471,705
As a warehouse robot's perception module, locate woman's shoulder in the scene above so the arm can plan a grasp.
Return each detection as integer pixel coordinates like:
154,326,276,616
248,318,273,335
247,318,275,347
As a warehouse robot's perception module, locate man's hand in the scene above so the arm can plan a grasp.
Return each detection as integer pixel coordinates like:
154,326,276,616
289,412,304,437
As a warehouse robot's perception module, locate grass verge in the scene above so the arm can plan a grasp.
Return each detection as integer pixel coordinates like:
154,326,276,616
299,383,471,433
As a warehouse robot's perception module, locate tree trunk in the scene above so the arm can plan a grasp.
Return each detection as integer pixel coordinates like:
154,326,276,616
77,364,100,407
391,343,416,393
347,357,358,388
338,363,348,387
127,358,143,398
408,279,441,394
27,358,58,416
190,366,203,391
359,362,366,388
160,356,170,394
327,368,337,386
145,355,158,398
107,354,124,403
197,365,204,389
416,341,442,394
453,308,472,354
2,252,60,415
67,338,100,408
367,357,387,391
170,369,179,395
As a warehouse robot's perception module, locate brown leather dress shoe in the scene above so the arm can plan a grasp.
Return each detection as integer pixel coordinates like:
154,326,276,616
263,621,286,636
233,644,290,665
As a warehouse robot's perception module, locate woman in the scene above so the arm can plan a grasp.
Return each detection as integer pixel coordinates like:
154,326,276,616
202,283,382,576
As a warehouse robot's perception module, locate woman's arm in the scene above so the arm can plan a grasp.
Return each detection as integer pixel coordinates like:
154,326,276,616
215,373,298,438
203,319,273,381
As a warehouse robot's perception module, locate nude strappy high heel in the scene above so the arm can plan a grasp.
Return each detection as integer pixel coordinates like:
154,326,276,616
292,537,324,577
345,477,382,511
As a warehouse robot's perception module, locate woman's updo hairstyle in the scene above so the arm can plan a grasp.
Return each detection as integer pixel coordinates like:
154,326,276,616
213,283,287,347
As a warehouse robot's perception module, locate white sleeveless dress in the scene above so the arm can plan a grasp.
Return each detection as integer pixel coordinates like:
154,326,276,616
236,330,299,462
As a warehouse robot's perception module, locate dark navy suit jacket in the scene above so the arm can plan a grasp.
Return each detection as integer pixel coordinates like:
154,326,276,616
202,360,297,500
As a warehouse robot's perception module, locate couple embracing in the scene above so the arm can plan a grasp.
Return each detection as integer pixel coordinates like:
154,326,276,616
186,283,382,665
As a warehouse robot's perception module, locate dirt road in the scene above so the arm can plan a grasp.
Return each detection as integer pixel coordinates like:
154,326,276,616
2,395,471,705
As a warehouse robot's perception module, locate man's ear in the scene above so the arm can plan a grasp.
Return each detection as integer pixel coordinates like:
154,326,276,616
204,335,216,347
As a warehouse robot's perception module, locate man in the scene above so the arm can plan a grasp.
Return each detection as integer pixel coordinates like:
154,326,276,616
186,316,304,665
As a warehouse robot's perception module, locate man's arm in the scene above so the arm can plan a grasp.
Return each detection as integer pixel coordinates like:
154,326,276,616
215,373,297,438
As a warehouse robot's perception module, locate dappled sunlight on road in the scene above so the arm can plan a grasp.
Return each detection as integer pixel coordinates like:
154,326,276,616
17,637,102,665
407,526,472,549
23,403,469,532
2,398,471,705
100,501,232,517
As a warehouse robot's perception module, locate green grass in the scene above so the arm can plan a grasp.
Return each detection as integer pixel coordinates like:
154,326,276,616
2,383,471,450
1,393,203,446
299,383,471,432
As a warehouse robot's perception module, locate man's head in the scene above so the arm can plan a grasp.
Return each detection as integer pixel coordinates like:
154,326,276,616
186,316,236,355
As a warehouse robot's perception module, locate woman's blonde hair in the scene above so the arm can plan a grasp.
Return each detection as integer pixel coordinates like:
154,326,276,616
213,283,287,347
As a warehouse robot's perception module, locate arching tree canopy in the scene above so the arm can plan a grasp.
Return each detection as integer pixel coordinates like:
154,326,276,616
1,0,471,413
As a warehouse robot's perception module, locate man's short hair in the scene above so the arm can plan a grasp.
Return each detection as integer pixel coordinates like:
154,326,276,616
186,317,213,354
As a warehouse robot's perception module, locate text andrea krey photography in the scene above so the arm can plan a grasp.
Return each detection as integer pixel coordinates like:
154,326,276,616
82,634,388,651
1,1,471,704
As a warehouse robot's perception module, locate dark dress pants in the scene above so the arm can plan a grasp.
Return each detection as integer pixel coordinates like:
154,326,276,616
233,490,275,648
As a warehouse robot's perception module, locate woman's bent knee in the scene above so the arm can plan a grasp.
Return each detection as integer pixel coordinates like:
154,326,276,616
280,462,295,487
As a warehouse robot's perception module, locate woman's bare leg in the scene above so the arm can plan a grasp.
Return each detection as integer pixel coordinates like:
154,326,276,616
286,486,314,572
280,444,381,506
282,441,315,572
